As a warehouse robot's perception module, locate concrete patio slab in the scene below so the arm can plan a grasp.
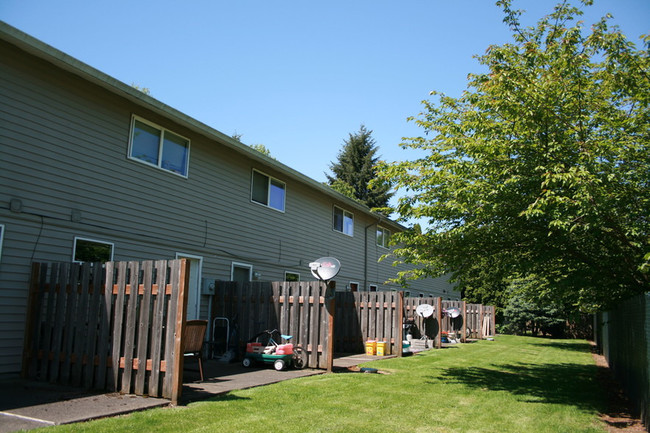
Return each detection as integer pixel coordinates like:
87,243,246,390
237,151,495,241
0,353,391,433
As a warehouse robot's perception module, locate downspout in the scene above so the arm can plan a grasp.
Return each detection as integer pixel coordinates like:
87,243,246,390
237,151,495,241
364,219,380,290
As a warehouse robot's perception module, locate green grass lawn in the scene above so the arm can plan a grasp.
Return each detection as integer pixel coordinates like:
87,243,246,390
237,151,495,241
42,335,608,433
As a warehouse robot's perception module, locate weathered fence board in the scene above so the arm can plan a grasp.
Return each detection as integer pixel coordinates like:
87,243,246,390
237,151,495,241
22,259,189,405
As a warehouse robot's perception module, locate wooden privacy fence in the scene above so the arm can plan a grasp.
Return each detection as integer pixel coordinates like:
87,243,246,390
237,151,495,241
334,295,495,354
211,280,334,370
22,259,190,405
22,263,495,402
212,282,497,360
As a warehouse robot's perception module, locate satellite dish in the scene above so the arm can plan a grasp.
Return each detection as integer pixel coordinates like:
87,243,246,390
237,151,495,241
444,307,461,318
309,257,341,282
416,304,434,318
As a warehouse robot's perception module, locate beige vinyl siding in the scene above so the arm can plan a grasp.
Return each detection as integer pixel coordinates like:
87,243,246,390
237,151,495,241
0,32,458,375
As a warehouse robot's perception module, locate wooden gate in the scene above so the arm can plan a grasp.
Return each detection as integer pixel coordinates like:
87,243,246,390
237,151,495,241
22,259,189,404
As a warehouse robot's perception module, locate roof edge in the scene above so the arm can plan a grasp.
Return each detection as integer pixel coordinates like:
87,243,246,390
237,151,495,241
0,21,405,231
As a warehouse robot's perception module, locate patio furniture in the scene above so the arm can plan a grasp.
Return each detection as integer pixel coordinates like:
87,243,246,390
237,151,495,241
183,320,208,381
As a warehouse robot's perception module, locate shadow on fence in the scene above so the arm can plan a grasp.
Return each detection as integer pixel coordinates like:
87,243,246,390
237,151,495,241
595,293,649,428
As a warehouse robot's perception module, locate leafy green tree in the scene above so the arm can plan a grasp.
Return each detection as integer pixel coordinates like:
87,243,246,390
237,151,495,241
376,0,649,312
328,179,359,202
327,125,393,210
130,83,151,95
501,277,566,336
249,143,273,158
232,133,274,159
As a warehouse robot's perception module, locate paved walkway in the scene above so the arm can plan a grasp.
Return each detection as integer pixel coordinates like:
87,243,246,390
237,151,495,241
0,354,389,433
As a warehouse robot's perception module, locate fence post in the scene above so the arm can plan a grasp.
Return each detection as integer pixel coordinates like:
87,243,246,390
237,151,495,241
326,281,336,373
436,297,442,349
490,305,497,337
21,263,43,378
461,300,467,343
397,291,404,357
171,259,190,406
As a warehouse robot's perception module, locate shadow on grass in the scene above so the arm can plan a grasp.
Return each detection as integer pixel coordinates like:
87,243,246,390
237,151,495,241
428,362,606,411
527,340,592,353
182,389,251,405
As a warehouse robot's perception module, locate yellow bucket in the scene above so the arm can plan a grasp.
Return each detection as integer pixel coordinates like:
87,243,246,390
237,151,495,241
376,341,387,356
365,340,376,356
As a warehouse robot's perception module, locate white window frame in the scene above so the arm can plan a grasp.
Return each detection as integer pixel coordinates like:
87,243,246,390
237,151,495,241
376,227,391,248
128,115,190,178
231,262,253,282
369,284,378,292
284,271,300,282
72,236,114,263
250,169,286,212
333,206,354,236
0,224,4,262
176,252,203,320
348,281,359,292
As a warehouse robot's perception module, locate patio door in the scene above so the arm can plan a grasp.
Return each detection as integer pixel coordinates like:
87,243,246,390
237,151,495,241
176,253,202,320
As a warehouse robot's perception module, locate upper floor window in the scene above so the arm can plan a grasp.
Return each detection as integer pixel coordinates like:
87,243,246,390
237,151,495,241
129,116,190,177
73,237,114,263
251,169,285,211
333,206,354,236
376,227,391,248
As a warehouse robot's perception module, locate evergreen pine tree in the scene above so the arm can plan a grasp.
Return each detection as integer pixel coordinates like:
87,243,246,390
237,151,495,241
326,125,393,210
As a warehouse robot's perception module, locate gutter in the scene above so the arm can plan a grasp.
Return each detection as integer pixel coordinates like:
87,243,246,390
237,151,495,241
0,21,405,230
364,219,381,290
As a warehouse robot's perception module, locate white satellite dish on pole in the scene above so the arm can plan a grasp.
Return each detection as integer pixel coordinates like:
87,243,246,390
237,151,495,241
309,257,341,282
416,304,434,318
444,307,461,318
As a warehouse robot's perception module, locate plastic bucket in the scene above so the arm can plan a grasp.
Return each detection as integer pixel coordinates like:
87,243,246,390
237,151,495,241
376,341,387,356
365,340,376,356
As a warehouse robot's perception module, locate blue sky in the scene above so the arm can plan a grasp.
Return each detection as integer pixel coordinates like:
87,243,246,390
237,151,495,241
2,1,648,186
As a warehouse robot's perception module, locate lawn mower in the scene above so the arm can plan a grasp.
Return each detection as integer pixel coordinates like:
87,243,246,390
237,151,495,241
242,329,307,371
